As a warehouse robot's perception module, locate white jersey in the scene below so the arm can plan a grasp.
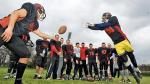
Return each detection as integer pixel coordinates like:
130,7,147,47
74,47,80,58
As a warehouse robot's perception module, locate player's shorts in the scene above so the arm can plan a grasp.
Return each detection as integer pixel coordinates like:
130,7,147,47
115,39,134,56
36,55,47,68
0,25,31,58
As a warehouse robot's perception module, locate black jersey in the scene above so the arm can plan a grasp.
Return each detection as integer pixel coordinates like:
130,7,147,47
86,48,97,62
97,47,109,62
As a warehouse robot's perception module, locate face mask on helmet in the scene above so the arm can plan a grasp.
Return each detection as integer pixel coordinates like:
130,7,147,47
37,8,46,21
102,12,111,22
34,3,46,21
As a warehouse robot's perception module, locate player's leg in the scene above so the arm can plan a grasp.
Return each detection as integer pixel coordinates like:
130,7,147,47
60,60,67,79
104,61,108,79
83,60,88,77
124,69,131,83
79,60,83,79
118,55,140,84
115,42,140,84
99,62,103,79
57,56,63,79
4,61,15,79
73,58,79,79
66,59,72,80
110,59,114,77
125,40,141,78
88,62,93,77
113,69,117,78
37,57,46,79
118,58,125,82
117,69,120,78
52,57,59,79
93,62,99,80
34,55,42,79
5,36,31,84
4,54,17,79
12,55,19,78
127,52,141,78
46,56,56,79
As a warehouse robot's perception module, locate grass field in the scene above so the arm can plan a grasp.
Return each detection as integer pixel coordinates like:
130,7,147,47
0,67,149,84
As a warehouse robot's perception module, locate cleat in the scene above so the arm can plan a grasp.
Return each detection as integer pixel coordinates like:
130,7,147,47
3,73,11,79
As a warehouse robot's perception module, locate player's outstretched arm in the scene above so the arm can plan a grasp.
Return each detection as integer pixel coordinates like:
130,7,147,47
86,22,111,30
33,29,54,39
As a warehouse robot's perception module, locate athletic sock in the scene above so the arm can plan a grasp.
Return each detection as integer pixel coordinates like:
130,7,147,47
15,62,27,84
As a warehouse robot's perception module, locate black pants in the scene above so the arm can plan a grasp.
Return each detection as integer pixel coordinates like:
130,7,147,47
114,68,120,78
109,59,114,77
99,61,108,77
0,27,31,58
79,60,88,78
89,62,98,77
46,55,59,79
73,57,80,77
61,59,72,76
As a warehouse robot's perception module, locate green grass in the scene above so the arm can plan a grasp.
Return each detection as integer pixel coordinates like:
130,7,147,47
0,67,149,84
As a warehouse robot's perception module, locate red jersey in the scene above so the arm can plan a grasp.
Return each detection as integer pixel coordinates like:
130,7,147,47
80,47,87,60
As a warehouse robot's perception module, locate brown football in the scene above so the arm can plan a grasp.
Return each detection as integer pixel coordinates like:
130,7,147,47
58,25,67,34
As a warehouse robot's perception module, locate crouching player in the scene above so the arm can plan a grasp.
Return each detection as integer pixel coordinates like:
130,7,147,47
4,34,32,79
0,2,54,84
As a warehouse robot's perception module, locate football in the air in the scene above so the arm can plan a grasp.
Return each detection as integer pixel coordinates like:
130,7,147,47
58,25,67,34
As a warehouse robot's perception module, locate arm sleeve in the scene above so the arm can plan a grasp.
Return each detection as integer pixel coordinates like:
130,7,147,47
94,22,111,30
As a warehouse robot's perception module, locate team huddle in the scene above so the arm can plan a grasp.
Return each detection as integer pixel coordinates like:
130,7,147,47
0,2,141,84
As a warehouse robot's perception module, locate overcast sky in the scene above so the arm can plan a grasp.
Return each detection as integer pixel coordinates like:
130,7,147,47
0,0,150,64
